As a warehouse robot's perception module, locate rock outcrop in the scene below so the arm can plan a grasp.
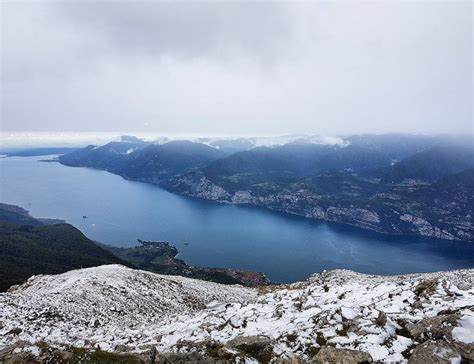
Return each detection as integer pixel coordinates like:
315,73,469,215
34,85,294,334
164,171,473,242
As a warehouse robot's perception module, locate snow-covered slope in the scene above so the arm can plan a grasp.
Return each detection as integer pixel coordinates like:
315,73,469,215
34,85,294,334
1,265,473,363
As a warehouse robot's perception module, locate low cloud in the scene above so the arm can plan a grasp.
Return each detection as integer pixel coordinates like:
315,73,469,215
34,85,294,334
56,2,294,61
1,2,472,135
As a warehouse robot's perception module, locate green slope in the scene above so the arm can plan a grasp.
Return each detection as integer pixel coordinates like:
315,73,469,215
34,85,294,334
0,205,129,291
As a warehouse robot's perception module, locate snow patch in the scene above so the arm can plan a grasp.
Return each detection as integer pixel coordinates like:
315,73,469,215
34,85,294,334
452,313,474,344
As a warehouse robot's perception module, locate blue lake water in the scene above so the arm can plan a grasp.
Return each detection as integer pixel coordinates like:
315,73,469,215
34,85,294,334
1,156,473,283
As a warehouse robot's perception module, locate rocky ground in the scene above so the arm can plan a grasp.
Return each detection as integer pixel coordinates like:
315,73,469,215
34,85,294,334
0,265,473,363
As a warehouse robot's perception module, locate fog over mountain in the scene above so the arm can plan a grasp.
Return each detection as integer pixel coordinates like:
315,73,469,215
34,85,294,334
1,2,472,135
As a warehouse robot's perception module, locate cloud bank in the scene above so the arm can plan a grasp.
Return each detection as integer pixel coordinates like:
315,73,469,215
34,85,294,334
1,1,472,135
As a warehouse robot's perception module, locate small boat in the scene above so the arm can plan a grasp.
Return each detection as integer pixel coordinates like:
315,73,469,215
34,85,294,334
83,215,87,219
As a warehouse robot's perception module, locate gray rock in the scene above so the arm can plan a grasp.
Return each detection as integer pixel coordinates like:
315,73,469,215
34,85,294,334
232,191,253,203
7,327,22,335
57,350,74,360
312,347,372,364
216,346,240,359
226,335,274,363
453,341,474,362
414,278,438,297
405,314,459,341
274,358,308,364
114,344,131,352
408,340,461,364
375,310,387,327
326,207,380,226
400,214,435,237
155,352,215,363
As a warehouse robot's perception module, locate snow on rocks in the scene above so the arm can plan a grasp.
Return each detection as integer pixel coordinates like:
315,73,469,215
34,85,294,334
0,265,255,352
1,265,473,363
407,340,462,364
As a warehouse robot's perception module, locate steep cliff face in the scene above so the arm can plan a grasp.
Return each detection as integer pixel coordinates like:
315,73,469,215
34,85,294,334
164,170,232,201
164,171,473,242
1,265,473,363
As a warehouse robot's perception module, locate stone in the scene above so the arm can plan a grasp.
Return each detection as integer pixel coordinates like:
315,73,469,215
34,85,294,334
274,358,307,364
155,352,213,363
405,314,459,341
414,279,438,296
408,340,461,364
7,327,22,336
312,347,372,364
226,335,274,363
217,346,240,360
114,344,130,352
453,341,474,362
375,310,387,327
58,350,74,360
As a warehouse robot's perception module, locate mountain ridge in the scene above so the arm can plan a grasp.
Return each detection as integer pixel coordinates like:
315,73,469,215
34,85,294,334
56,135,474,242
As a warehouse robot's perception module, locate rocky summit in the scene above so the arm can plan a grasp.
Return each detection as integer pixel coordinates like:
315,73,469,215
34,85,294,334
0,265,473,363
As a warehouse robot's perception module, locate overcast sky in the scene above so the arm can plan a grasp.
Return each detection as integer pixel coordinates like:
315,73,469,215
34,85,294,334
1,1,472,136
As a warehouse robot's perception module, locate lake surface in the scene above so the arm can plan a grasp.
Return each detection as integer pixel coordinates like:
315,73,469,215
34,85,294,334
1,156,473,283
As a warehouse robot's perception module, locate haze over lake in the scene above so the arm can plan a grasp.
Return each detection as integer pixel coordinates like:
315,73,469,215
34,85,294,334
1,156,473,283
